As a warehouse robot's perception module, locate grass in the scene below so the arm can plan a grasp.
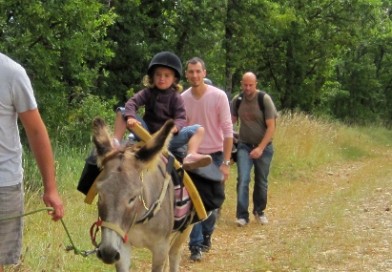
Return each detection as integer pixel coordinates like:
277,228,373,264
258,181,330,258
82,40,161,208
4,112,392,271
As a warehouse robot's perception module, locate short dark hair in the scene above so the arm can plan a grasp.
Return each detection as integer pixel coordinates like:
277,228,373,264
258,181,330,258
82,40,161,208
186,57,206,70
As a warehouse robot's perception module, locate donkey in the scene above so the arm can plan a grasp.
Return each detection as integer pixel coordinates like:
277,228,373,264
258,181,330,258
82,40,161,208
91,117,192,272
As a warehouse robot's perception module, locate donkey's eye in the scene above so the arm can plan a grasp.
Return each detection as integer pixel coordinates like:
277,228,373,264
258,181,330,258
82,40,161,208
129,197,136,204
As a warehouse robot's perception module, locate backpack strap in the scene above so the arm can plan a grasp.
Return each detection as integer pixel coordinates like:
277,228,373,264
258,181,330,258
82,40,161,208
234,92,244,117
257,91,266,113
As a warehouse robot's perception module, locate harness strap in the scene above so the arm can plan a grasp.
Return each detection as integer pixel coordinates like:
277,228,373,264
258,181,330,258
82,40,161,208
90,219,129,247
136,173,171,224
89,154,173,246
101,220,128,243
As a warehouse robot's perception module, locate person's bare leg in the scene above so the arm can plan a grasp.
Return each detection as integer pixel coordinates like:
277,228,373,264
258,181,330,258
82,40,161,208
183,127,212,170
0,265,4,272
113,111,127,146
187,127,205,155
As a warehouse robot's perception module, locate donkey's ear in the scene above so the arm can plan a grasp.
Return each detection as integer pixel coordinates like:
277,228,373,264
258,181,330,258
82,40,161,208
92,117,113,158
135,120,174,162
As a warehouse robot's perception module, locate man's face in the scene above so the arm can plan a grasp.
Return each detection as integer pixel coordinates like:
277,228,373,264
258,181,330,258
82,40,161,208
186,62,206,87
241,76,257,97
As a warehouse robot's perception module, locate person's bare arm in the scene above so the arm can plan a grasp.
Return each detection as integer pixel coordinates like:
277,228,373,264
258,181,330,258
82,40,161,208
250,118,276,159
220,136,233,181
19,109,64,221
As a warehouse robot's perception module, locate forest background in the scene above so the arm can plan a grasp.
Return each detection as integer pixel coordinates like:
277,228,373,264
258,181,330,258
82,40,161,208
1,2,392,271
1,0,391,147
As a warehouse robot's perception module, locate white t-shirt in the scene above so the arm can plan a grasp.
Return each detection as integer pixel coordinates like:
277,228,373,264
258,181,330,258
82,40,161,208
0,53,37,187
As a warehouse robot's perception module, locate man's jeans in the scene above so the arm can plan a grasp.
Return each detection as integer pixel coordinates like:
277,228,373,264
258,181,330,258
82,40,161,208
236,142,274,221
189,152,223,249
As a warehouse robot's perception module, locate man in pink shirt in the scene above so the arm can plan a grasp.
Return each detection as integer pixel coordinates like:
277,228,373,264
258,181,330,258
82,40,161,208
182,57,233,261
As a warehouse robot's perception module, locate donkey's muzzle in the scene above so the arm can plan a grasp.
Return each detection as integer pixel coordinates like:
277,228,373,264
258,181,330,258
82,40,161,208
97,247,120,264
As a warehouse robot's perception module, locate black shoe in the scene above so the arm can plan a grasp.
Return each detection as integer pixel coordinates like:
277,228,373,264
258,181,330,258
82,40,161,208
201,234,211,252
189,246,202,261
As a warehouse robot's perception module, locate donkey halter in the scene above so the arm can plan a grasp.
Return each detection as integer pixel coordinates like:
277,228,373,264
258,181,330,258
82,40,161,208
90,147,171,246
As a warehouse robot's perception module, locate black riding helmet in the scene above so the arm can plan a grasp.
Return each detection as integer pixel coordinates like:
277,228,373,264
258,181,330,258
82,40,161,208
147,51,182,80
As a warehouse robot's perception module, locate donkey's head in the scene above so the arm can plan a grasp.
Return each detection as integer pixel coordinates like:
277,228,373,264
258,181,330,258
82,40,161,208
91,117,174,265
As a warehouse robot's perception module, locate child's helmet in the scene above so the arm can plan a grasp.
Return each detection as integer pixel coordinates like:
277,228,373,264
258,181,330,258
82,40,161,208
147,51,182,79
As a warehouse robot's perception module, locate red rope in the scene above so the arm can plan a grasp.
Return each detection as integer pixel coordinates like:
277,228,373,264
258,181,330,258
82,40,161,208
90,219,102,248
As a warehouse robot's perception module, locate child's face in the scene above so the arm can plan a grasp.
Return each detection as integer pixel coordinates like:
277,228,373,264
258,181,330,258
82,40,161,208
153,67,176,90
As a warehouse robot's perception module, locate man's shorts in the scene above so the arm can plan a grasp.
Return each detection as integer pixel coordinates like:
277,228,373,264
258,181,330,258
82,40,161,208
0,183,23,265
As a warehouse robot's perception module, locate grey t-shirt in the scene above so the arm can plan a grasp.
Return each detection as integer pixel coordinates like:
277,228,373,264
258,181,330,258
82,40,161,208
0,53,37,186
233,91,277,145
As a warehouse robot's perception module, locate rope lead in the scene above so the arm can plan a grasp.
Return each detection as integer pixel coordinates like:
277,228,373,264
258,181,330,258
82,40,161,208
0,207,96,257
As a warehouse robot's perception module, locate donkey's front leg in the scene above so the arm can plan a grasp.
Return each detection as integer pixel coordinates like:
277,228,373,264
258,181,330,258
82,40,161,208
151,243,171,272
168,225,192,272
115,244,131,272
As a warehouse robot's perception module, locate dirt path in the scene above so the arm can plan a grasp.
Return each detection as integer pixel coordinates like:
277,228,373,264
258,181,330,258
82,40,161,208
179,149,392,271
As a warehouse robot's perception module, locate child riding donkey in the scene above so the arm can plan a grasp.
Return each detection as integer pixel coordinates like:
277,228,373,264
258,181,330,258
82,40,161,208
113,51,211,170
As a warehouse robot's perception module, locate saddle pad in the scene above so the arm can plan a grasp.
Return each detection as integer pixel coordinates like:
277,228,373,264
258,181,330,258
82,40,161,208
186,163,223,182
173,184,193,232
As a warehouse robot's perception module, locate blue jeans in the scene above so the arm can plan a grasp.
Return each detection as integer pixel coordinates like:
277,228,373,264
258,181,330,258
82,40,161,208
189,152,223,249
236,142,273,221
169,125,200,152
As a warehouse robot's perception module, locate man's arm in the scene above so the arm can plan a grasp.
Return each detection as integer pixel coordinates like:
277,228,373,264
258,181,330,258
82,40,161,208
220,136,233,181
19,109,64,221
250,118,276,159
259,118,275,149
220,94,234,181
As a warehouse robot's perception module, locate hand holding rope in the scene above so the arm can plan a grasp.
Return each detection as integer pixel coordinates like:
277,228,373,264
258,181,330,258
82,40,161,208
0,207,96,257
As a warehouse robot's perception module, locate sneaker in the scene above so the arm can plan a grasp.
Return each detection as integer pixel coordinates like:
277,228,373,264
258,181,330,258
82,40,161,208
189,246,202,261
201,234,211,252
255,214,268,225
183,153,212,170
235,218,248,227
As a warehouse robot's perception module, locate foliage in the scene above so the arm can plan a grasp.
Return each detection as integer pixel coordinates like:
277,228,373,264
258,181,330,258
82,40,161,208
58,94,117,146
1,0,391,146
0,0,116,144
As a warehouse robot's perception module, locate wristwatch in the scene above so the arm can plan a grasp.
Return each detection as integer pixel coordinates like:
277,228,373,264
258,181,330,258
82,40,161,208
222,160,231,166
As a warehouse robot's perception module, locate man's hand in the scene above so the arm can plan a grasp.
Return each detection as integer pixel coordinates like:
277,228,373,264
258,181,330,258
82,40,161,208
43,190,64,221
220,164,230,182
250,146,263,159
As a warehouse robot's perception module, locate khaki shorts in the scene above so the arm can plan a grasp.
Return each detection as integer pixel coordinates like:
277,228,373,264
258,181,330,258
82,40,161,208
0,183,23,265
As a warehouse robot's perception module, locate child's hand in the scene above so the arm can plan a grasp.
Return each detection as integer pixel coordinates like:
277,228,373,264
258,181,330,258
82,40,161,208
126,118,141,129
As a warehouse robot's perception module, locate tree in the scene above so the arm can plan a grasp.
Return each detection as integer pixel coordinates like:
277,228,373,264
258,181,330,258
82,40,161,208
2,0,392,139
0,0,116,144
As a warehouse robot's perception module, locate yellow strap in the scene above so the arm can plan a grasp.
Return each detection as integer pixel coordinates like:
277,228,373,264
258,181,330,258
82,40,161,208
85,176,98,204
171,157,208,220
